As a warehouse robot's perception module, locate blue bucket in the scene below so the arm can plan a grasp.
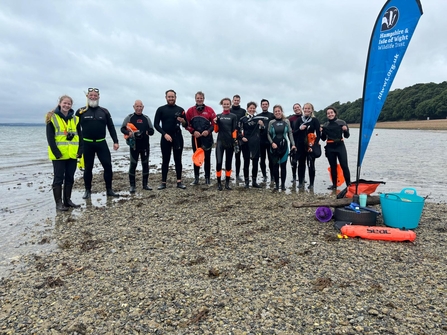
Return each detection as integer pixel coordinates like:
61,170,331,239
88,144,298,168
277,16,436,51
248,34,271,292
380,188,425,230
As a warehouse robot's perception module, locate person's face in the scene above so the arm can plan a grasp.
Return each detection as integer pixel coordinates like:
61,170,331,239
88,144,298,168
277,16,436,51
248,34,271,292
232,97,240,107
222,100,231,110
273,107,283,119
247,104,256,115
326,109,336,120
303,104,313,116
133,101,144,115
59,98,72,113
87,91,99,101
195,94,204,105
261,101,269,111
293,104,302,115
166,92,176,105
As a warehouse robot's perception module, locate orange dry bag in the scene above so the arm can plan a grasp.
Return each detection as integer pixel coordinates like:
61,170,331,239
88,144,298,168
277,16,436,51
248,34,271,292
192,137,205,167
328,164,345,187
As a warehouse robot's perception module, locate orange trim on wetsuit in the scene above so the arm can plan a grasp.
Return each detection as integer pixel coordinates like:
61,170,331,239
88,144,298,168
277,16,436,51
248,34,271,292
216,170,222,177
225,170,232,177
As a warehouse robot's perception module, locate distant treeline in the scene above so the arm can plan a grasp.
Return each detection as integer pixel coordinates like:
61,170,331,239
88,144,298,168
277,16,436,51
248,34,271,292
315,81,447,124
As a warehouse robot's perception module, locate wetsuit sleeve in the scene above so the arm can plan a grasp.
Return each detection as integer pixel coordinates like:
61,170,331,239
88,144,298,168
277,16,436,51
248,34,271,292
121,115,131,135
343,121,350,139
103,108,119,144
46,122,62,159
154,107,165,136
76,120,83,156
320,122,328,141
285,120,295,147
267,120,275,144
313,118,321,143
185,107,195,134
208,108,217,133
145,115,155,136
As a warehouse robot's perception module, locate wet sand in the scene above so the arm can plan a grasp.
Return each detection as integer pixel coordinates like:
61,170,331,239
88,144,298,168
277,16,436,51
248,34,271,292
350,118,447,130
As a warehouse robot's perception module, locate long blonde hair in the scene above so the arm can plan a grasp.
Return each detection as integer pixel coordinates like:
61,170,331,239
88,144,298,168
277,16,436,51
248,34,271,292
45,95,73,123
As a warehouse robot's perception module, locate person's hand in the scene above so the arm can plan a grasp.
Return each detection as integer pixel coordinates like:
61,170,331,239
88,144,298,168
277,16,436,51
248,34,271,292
129,132,134,138
272,143,277,149
242,137,248,142
194,131,201,138
177,117,185,124
258,120,263,125
164,134,173,142
113,143,119,151
213,117,217,124
342,125,348,131
202,130,209,137
300,124,307,130
291,145,296,151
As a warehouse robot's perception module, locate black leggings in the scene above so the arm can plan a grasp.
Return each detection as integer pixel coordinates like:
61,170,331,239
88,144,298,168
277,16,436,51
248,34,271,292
160,137,183,182
129,146,149,185
241,143,259,179
83,141,113,190
272,160,287,186
52,159,77,187
215,142,234,175
325,142,351,186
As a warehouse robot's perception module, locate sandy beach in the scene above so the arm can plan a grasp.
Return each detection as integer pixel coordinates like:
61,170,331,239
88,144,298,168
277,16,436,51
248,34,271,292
349,118,447,130
1,170,447,334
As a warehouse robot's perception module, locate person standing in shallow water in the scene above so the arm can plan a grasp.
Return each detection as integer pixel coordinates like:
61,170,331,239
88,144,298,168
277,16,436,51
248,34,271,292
321,106,351,190
185,91,216,186
288,103,302,183
267,105,296,191
76,88,120,199
258,99,275,183
120,100,155,193
230,94,246,182
154,89,187,190
46,95,83,211
214,98,238,191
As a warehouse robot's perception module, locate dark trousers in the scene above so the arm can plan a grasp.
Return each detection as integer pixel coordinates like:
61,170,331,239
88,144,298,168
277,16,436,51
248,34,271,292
83,141,113,190
215,142,234,174
160,136,183,182
325,142,351,186
129,146,150,186
259,141,273,178
241,143,259,179
191,137,211,178
52,159,77,187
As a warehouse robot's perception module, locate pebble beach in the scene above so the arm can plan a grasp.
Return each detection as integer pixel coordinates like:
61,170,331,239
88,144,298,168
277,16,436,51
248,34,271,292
1,171,447,334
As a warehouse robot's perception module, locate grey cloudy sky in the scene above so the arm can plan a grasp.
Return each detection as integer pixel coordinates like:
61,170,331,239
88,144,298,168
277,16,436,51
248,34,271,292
0,0,445,123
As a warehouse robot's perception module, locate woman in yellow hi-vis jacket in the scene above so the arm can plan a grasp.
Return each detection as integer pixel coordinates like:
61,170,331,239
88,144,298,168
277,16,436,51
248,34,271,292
46,95,83,211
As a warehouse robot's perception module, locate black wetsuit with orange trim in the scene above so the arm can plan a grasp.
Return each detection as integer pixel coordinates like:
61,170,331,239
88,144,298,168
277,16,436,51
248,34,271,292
321,118,351,186
215,111,237,176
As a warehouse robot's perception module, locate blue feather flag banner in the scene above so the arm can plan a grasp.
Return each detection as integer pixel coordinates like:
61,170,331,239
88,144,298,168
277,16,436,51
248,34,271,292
357,0,423,169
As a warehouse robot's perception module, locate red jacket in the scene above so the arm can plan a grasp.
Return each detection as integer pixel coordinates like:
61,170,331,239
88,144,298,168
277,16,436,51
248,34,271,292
185,105,216,134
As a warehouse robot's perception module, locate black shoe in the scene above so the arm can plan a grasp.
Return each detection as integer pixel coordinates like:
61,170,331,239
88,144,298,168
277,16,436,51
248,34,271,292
308,184,314,190
177,182,186,189
262,176,267,183
82,189,91,199
225,178,232,190
327,185,337,190
298,183,304,189
65,200,80,208
205,178,211,185
129,186,136,193
158,183,166,190
190,177,199,185
143,185,152,191
106,189,119,197
281,184,286,191
236,176,244,182
252,182,261,188
56,200,69,211
217,182,223,191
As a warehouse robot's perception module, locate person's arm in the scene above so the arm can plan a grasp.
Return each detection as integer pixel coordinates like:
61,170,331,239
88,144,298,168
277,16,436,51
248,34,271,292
46,121,62,159
76,120,83,157
104,109,119,144
285,119,295,147
185,108,195,134
121,114,131,135
267,120,274,144
145,115,155,136
313,118,321,143
154,107,165,136
342,121,350,139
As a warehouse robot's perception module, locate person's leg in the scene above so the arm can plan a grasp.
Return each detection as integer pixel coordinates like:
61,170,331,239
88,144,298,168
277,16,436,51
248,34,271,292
215,142,224,190
52,160,68,211
141,147,151,190
129,148,139,192
326,148,339,189
241,144,250,187
82,142,95,196
159,138,172,188
191,137,200,185
297,151,307,188
224,147,234,190
204,148,212,184
96,141,116,195
259,142,267,180
63,159,79,207
235,150,242,181
338,144,351,185
272,163,280,190
251,153,261,188
280,160,287,190
307,156,316,189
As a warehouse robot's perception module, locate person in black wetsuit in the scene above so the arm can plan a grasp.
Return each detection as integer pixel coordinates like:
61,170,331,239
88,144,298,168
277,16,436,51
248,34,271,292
238,101,264,188
214,98,237,191
321,106,351,190
120,100,155,193
287,103,302,183
154,89,187,190
230,94,246,182
267,105,296,191
293,102,321,190
258,99,275,183
185,91,216,186
76,88,120,199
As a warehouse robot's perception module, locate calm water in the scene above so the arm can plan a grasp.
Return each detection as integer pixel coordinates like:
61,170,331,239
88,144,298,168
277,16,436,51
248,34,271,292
0,125,446,276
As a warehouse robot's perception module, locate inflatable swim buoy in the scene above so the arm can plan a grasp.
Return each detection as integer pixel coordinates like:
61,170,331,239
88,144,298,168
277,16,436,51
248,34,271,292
340,225,416,242
328,164,345,187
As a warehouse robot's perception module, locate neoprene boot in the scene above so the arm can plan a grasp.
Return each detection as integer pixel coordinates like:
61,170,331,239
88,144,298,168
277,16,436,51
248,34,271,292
217,177,222,191
191,174,199,185
281,183,286,191
107,188,120,197
142,174,152,190
292,171,297,183
205,177,211,185
252,178,261,188
225,177,232,190
63,184,80,208
244,178,250,189
53,185,68,211
82,189,91,199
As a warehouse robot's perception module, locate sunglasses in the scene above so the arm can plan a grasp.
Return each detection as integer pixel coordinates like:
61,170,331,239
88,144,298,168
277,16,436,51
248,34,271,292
88,88,99,93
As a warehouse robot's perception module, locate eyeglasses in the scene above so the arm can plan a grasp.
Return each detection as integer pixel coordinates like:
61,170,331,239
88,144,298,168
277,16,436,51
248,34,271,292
88,88,99,93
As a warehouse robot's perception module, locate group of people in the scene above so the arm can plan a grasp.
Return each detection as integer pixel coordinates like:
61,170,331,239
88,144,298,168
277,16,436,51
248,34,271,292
46,88,352,211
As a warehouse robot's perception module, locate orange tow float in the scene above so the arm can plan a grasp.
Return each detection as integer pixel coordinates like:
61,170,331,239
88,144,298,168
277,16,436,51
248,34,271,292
340,225,416,242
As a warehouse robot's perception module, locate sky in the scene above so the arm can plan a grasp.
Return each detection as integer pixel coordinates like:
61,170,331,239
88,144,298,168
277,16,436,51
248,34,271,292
0,0,445,124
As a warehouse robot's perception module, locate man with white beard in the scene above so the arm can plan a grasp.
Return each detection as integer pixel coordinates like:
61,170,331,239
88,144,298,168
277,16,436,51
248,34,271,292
76,88,120,199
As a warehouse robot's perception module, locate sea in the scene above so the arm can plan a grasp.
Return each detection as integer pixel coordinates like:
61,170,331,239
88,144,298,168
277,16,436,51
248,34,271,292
0,124,446,277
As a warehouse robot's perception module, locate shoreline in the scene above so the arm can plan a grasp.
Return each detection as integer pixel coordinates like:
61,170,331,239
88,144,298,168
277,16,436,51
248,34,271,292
349,118,447,130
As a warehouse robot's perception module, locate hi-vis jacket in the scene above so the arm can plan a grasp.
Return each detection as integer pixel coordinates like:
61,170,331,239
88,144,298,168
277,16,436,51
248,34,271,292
48,113,80,160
